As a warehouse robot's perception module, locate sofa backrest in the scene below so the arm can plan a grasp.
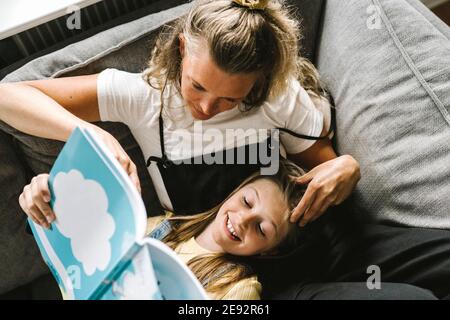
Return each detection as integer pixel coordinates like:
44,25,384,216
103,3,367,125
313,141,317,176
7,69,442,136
317,0,450,228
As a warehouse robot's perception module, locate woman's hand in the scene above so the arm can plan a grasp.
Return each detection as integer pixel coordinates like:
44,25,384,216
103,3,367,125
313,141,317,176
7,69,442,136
89,125,141,194
19,174,55,229
290,155,361,226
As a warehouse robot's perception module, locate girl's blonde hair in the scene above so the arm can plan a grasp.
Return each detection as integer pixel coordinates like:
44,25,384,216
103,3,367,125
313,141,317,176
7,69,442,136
142,0,325,111
162,160,307,296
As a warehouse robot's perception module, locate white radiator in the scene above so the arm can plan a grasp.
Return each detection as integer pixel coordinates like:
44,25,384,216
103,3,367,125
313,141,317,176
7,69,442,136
10,0,157,56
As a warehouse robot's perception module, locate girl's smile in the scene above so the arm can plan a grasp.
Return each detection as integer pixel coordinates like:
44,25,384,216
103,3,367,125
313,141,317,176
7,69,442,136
224,213,241,241
196,179,291,256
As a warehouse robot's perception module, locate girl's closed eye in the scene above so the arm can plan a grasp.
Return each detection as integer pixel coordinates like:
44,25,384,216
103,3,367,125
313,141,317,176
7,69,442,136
242,196,265,237
242,196,252,208
258,224,265,237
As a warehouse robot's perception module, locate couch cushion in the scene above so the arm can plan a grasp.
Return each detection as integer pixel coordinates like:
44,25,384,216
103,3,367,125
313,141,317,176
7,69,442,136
288,0,325,62
0,129,50,294
317,0,450,228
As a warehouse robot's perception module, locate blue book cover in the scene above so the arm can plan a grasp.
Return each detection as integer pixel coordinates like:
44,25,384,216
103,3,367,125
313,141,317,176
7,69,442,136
28,127,208,300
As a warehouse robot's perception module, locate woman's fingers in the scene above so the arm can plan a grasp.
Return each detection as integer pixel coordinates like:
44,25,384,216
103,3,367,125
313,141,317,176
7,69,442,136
22,184,49,228
34,175,56,223
299,194,324,227
299,189,335,227
290,184,316,223
292,171,314,185
311,198,334,223
20,193,41,226
128,162,141,195
106,137,142,194
309,194,337,224
116,151,141,194
290,155,361,227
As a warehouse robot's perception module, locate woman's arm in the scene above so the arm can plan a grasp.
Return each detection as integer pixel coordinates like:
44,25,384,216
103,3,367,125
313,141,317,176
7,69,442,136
0,75,141,193
0,75,100,141
287,128,361,227
288,128,337,170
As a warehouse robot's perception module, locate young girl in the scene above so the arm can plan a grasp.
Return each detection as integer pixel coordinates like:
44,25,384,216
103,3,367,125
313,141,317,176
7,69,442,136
0,0,361,229
20,160,307,300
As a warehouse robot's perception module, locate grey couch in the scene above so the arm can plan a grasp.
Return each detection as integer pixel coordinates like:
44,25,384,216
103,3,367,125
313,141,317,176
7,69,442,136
0,0,449,299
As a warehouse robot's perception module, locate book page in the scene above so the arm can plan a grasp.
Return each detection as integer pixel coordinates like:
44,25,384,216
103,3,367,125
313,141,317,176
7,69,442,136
99,245,162,300
139,238,209,300
29,127,148,299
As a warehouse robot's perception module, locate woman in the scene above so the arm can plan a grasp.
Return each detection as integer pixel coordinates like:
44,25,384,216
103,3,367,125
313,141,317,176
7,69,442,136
21,159,308,299
0,0,360,229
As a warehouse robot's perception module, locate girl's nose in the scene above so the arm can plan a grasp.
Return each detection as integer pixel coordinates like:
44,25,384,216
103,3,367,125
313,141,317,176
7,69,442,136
237,211,258,230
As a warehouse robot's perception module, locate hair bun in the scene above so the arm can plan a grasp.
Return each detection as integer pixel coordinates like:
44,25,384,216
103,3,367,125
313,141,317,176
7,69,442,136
232,0,269,10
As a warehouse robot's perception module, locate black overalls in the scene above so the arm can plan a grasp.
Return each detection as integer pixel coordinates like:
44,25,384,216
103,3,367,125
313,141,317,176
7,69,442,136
145,107,335,215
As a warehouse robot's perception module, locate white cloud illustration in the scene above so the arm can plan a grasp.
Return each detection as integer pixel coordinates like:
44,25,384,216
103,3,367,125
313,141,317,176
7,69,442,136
53,170,116,276
112,270,153,300
111,249,160,300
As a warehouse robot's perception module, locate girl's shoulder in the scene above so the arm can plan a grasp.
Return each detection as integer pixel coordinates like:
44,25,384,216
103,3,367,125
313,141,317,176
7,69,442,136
218,275,262,300
146,211,174,235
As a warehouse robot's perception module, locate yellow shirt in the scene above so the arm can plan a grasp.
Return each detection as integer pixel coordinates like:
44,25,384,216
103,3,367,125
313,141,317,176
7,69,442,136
146,215,261,300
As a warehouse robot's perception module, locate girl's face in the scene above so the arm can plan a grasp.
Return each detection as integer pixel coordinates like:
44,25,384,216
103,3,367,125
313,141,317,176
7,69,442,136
179,36,259,120
204,179,292,256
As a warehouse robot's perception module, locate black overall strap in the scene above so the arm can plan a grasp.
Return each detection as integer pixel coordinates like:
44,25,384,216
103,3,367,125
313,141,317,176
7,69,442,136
146,105,336,167
277,105,336,140
146,112,173,168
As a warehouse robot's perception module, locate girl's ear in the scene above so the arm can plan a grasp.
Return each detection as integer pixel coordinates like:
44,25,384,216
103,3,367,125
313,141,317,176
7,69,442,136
179,33,186,57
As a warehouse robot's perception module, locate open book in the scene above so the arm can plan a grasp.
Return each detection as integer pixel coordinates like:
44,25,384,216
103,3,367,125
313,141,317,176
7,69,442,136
28,127,208,300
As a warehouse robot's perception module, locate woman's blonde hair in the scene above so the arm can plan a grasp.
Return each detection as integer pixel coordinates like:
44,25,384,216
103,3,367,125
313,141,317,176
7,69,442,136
142,0,325,111
162,160,307,296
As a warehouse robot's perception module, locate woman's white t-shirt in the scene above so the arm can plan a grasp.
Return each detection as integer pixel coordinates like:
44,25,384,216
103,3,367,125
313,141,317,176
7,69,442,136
97,68,327,211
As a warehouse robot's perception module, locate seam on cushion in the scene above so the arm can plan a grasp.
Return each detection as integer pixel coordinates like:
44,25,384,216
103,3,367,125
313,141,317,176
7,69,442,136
50,8,189,78
373,0,450,126
424,66,450,82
